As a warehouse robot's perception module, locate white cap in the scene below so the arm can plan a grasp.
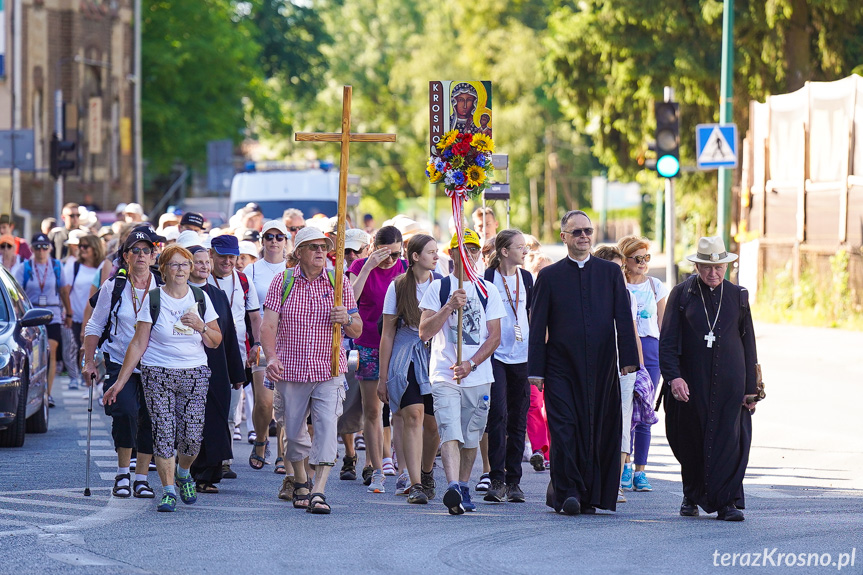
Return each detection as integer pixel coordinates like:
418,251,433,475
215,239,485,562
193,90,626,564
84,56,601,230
239,241,259,258
344,228,370,251
124,203,144,216
115,202,128,214
261,220,288,236
162,226,180,242
64,229,87,245
176,230,202,249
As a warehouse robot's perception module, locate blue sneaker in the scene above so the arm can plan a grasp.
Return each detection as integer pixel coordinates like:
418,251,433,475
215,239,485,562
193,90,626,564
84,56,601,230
633,471,653,492
443,486,464,515
620,463,633,490
157,492,177,512
175,473,197,504
460,485,476,512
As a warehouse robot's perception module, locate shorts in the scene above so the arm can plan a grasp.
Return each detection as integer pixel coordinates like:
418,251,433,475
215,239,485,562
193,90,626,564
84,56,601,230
399,363,434,416
46,323,62,343
431,382,492,449
355,345,379,381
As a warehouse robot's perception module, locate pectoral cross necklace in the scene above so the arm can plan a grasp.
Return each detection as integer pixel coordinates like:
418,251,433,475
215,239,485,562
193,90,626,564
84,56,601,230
697,280,723,348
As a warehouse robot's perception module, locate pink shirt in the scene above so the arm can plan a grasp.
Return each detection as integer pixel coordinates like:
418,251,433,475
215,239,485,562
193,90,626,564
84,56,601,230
347,257,407,348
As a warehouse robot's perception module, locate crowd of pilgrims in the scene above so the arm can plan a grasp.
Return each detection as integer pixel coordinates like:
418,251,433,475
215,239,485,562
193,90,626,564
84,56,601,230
0,201,758,519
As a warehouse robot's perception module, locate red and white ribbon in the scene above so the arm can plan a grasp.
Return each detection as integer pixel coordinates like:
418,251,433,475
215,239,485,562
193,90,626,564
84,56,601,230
446,187,488,298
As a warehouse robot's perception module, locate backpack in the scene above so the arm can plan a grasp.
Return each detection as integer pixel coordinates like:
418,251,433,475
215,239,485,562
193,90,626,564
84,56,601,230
483,267,534,317
281,268,336,306
89,269,163,347
438,275,488,312
22,258,62,294
376,270,443,335
147,285,207,328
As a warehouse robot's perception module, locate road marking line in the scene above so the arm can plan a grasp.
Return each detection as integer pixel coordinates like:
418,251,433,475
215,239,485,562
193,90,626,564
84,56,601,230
77,440,112,446
0,508,79,520
0,495,103,511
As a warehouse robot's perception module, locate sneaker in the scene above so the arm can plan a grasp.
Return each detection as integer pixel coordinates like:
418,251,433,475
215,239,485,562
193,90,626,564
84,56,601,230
484,479,507,502
407,483,428,504
530,450,546,472
175,473,197,504
475,473,491,492
506,483,526,503
633,471,653,492
395,471,410,496
382,459,396,476
68,381,79,390
247,431,257,445
460,485,476,512
443,486,464,515
620,463,633,490
361,465,374,486
233,427,242,441
354,435,365,451
368,470,385,493
340,454,357,481
618,487,628,503
222,464,237,479
421,470,436,500
47,395,55,408
278,475,295,501
157,492,177,512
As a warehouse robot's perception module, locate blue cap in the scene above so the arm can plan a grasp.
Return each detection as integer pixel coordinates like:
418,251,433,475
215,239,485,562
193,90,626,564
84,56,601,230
211,235,240,256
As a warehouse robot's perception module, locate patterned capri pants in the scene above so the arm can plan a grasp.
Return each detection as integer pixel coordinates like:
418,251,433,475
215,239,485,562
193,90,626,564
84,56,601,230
141,365,211,459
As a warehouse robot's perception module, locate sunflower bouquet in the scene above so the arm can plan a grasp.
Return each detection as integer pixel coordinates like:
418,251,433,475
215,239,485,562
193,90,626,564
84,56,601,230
426,130,495,198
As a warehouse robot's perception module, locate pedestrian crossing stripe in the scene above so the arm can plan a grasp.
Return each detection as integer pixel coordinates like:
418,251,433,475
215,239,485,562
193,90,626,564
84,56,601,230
696,123,738,169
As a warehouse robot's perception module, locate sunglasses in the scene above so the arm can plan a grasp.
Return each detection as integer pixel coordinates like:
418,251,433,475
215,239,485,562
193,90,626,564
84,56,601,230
288,226,305,232
628,254,651,264
0,244,13,249
563,227,594,237
465,246,481,255
387,252,401,261
345,248,360,256
34,245,51,251
263,233,286,242
129,247,153,255
304,243,328,252
78,244,92,249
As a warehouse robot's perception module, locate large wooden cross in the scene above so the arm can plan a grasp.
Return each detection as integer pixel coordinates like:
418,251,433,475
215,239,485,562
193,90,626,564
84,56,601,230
295,85,396,377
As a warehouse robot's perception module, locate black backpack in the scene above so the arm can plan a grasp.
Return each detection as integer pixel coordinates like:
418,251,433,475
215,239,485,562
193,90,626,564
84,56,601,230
89,269,163,347
147,285,207,327
483,267,534,318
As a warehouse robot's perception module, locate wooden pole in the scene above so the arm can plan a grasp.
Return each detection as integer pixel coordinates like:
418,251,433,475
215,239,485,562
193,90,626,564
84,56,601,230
456,240,464,385
330,86,352,377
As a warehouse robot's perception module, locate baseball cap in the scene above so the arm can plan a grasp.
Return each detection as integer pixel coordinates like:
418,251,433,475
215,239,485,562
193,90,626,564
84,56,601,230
0,234,17,246
180,212,205,229
124,203,144,216
344,228,370,251
211,235,240,256
31,233,51,247
293,227,334,252
162,226,180,242
64,229,87,246
261,220,288,237
450,228,481,250
176,230,202,249
123,229,157,251
0,214,12,225
243,229,261,243
239,241,259,258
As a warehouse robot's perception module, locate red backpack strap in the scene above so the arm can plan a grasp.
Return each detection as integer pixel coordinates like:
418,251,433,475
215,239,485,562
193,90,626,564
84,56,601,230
237,271,250,299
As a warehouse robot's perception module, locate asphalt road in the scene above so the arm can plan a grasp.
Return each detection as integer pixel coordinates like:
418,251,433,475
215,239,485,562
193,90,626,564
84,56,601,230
0,322,861,575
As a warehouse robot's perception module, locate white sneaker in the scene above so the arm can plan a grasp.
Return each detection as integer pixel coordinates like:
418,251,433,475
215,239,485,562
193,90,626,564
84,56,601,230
618,487,627,503
395,471,410,496
368,470,385,493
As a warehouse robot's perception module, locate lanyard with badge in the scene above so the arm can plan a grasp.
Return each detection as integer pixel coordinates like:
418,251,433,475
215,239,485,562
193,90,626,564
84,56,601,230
35,262,50,306
214,273,235,308
500,271,522,342
129,273,150,329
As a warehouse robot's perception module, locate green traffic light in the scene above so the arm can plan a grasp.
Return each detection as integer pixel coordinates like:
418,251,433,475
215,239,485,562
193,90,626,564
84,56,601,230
657,154,680,178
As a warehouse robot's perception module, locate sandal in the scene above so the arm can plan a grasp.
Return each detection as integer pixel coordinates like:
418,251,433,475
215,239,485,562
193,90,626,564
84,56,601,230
249,441,269,470
195,482,220,494
306,492,331,514
274,457,286,475
112,473,131,498
292,480,312,509
132,479,155,499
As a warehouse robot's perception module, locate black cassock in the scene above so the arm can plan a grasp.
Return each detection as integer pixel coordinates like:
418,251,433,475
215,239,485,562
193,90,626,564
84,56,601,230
528,257,639,512
659,276,758,513
190,283,246,484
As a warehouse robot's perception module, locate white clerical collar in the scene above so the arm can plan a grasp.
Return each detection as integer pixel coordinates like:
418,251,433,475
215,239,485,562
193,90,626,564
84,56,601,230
568,253,591,268
189,280,206,287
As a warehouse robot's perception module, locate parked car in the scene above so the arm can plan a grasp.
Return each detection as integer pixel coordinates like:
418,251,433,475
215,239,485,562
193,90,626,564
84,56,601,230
0,267,53,447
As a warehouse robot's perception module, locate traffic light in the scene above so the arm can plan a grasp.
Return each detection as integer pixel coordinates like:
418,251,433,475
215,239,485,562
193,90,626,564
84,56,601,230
654,101,680,178
50,135,76,179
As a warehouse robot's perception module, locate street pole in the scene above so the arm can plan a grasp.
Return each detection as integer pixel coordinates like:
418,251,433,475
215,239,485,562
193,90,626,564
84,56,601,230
54,90,64,223
133,0,143,205
11,0,32,238
717,0,734,249
665,177,676,288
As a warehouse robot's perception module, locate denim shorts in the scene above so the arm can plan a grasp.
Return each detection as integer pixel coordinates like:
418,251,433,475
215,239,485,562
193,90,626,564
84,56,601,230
355,345,379,381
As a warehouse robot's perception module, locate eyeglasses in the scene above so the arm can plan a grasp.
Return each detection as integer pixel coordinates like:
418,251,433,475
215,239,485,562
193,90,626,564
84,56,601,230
263,233,286,242
78,244,92,250
0,244,13,250
34,245,51,251
167,262,191,270
628,254,651,264
129,247,153,255
387,252,401,261
465,246,481,255
304,243,328,252
563,227,594,237
345,248,360,256
288,226,305,232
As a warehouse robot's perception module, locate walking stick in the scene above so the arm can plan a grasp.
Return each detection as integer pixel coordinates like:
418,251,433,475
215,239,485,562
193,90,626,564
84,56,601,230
84,373,96,496
456,273,463,385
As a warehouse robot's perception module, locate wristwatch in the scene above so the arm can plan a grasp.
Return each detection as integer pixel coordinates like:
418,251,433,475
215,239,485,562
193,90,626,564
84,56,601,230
468,359,477,372
345,315,353,326
200,324,208,335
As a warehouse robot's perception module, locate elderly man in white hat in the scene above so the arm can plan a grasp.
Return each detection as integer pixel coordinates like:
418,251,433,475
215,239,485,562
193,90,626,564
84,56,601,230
260,226,362,514
658,236,761,522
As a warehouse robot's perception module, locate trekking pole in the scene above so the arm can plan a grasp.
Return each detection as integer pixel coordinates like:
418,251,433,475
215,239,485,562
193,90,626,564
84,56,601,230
84,372,96,496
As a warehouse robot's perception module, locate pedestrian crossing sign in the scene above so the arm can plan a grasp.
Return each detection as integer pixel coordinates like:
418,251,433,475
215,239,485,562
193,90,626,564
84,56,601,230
696,124,738,169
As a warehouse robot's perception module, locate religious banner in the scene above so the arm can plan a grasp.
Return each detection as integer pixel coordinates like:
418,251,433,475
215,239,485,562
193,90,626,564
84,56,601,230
429,81,492,155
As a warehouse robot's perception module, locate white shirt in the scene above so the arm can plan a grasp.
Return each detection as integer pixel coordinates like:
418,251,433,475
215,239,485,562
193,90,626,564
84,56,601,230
491,270,529,364
208,269,260,362
627,276,669,339
382,276,432,332
63,260,99,323
419,278,506,388
136,286,218,368
84,273,158,368
246,258,286,319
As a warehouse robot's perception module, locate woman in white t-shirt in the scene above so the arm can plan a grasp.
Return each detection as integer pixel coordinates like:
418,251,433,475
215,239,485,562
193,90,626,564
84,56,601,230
103,244,221,513
619,235,669,494
61,234,104,389
377,234,440,504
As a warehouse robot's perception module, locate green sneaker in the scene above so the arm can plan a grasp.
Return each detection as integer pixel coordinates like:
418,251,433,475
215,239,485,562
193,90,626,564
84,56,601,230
175,473,197,504
157,492,177,512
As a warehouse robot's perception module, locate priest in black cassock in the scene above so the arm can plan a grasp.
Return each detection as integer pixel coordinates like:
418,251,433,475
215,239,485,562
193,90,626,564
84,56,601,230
187,246,247,493
659,236,759,522
528,210,639,515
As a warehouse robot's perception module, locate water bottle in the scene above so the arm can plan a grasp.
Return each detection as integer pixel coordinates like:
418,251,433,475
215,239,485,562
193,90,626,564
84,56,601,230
469,395,491,432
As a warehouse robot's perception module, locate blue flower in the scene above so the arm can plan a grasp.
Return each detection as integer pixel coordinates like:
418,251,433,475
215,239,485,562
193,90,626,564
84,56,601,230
475,153,487,167
435,161,447,172
442,149,453,160
452,171,466,186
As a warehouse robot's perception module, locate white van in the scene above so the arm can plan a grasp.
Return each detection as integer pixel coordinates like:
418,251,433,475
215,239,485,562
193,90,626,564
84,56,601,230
229,170,342,221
